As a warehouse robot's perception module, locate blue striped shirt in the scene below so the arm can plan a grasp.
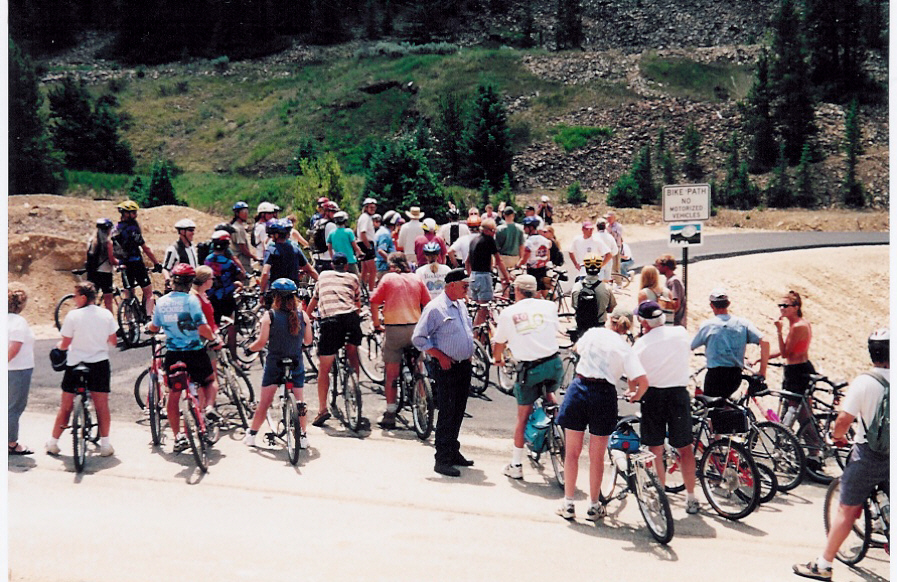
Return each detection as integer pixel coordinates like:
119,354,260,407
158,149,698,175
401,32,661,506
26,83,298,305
412,292,475,362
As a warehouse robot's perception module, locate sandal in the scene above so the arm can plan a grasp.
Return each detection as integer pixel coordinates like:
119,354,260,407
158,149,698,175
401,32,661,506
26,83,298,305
8,444,34,456
311,411,331,427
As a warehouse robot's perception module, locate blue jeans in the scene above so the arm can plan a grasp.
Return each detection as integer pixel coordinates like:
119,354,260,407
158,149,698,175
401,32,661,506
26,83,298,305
8,368,32,443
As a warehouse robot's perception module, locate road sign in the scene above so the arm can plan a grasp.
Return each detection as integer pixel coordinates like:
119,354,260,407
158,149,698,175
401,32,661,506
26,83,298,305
668,222,703,247
662,184,710,222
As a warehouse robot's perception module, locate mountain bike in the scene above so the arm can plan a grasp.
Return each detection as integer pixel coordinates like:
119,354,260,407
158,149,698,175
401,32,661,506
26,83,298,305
117,269,163,348
214,324,256,431
263,357,307,465
167,361,220,473
70,364,101,473
523,381,565,489
358,329,385,385
54,269,123,330
394,346,436,440
824,475,890,565
599,415,674,544
145,335,167,446
329,345,364,432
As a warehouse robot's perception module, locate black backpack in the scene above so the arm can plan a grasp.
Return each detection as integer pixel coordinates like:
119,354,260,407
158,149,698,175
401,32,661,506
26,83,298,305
310,219,330,254
575,280,601,332
85,237,103,274
196,240,212,264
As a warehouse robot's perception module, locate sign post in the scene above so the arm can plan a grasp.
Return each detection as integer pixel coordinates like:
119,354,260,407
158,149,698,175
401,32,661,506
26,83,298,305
662,184,711,323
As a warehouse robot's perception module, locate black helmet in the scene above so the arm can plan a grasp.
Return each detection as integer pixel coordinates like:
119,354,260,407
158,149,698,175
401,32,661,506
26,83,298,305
49,348,68,372
868,328,890,363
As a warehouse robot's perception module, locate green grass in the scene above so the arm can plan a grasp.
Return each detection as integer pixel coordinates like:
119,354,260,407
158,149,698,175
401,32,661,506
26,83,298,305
64,170,141,198
551,124,614,152
640,52,754,102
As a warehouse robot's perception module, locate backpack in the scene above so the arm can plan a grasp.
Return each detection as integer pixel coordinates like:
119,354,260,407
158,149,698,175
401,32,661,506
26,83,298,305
196,240,212,264
449,223,460,246
575,280,601,332
85,237,103,274
861,371,889,455
310,219,330,254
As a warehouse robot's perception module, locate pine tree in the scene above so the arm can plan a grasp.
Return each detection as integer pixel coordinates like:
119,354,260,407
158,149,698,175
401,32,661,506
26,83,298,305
803,0,873,101
363,138,448,221
770,0,817,165
794,143,818,207
741,49,778,173
606,173,640,208
145,160,181,207
631,145,655,204
433,92,466,183
556,0,583,49
463,84,513,191
492,175,517,208
92,94,135,174
766,143,794,208
656,128,676,186
681,124,703,181
8,38,63,194
842,99,865,207
48,77,96,171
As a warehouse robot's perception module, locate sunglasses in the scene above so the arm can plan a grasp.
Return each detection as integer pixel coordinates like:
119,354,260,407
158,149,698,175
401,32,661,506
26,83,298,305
777,303,793,308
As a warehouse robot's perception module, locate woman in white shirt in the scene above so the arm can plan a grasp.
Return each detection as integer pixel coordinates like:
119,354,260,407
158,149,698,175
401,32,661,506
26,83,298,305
45,282,119,458
8,286,35,455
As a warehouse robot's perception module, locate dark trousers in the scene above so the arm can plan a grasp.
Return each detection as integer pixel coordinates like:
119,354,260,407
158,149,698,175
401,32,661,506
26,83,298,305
433,359,472,464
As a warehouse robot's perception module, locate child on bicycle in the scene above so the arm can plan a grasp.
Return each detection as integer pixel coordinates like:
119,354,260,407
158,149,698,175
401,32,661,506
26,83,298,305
243,278,313,449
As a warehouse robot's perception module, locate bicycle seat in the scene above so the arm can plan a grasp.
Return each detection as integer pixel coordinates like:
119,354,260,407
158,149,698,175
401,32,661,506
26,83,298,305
71,268,87,276
72,363,90,374
694,394,730,408
278,357,296,368
615,414,640,430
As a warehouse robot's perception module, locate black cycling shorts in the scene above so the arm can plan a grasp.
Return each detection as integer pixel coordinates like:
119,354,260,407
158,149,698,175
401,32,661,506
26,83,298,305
209,295,236,324
526,266,549,291
61,359,111,393
87,271,114,295
317,312,363,357
122,260,151,289
703,367,744,399
358,241,376,262
164,350,214,386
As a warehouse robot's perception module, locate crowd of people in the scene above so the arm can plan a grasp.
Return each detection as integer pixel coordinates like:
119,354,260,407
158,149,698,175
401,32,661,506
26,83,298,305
10,196,888,577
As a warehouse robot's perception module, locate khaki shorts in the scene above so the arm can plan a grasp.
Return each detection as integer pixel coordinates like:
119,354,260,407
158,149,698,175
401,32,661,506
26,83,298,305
500,255,519,270
382,324,416,363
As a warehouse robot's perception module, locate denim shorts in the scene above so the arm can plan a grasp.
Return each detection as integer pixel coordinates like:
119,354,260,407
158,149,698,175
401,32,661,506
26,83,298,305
468,271,493,302
839,443,889,506
557,376,618,436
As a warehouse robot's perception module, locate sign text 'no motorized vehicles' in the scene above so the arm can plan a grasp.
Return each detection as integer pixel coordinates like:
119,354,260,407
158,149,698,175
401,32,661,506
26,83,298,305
662,184,710,222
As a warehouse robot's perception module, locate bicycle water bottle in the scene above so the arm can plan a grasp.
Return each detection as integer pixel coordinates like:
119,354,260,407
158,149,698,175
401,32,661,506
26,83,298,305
610,449,627,472
764,408,782,423
782,406,797,428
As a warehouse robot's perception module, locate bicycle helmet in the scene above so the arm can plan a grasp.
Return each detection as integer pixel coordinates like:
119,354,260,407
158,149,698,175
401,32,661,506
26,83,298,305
117,200,139,212
270,278,298,295
422,218,437,232
257,202,277,214
174,218,196,231
372,213,382,222
96,218,113,230
448,206,460,218
232,201,249,212
868,328,890,363
333,211,349,224
583,254,602,274
171,263,196,284
522,216,540,228
323,201,339,212
422,241,441,255
49,347,68,372
211,230,231,250
363,197,377,206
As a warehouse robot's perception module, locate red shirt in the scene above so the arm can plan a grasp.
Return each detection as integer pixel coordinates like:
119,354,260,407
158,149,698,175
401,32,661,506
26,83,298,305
370,272,431,325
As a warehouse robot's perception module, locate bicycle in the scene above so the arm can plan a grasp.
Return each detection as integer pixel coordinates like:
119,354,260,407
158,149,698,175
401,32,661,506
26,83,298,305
394,346,436,440
145,334,168,446
599,415,674,544
214,319,256,430
54,269,123,330
328,345,364,432
167,361,220,473
609,271,631,290
358,329,385,385
69,364,101,473
117,267,163,348
824,475,890,565
262,357,307,465
522,381,565,489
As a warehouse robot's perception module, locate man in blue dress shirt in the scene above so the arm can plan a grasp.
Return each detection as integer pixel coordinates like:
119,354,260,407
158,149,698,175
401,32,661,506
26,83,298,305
412,268,476,477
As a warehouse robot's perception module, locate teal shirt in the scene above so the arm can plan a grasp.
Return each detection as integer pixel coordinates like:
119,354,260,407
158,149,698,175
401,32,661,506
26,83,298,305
495,222,524,256
327,227,357,264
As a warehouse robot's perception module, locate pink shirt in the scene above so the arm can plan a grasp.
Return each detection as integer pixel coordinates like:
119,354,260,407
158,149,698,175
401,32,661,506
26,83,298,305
413,233,447,266
370,272,431,325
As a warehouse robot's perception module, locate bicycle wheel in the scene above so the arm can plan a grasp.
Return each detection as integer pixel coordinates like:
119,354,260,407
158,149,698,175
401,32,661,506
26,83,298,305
182,402,209,473
662,444,686,494
117,299,142,348
285,394,301,465
358,332,384,384
548,421,566,489
217,365,252,429
54,294,76,331
748,421,805,491
599,450,619,502
824,477,871,565
411,373,435,440
342,369,363,432
72,398,88,473
133,367,150,410
496,362,516,396
556,312,576,350
611,272,631,289
634,465,674,544
757,462,778,504
698,439,760,520
797,413,850,484
148,373,164,446
470,340,490,396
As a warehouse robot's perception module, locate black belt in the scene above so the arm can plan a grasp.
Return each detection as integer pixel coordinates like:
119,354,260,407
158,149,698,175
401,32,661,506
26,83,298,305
522,353,559,369
576,374,613,386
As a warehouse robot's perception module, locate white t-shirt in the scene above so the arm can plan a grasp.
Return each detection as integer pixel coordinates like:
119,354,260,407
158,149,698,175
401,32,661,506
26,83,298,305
493,298,559,361
841,367,890,443
416,263,451,297
570,235,611,275
596,231,618,279
438,222,470,246
8,313,35,370
397,220,424,258
356,212,376,245
575,327,645,384
632,325,691,388
253,222,269,257
449,233,476,263
60,305,119,365
524,234,552,268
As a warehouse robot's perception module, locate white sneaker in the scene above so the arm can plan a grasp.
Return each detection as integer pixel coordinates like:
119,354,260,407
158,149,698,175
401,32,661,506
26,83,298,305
299,433,309,449
686,498,700,514
99,444,115,457
556,503,575,520
503,463,523,479
586,504,607,521
243,433,256,447
45,440,61,455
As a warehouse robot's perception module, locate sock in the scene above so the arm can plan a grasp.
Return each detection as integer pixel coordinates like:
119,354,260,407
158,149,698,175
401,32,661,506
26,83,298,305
386,403,398,413
47,437,58,446
100,436,110,447
816,557,832,569
589,499,600,508
564,497,575,507
686,492,696,503
512,446,524,466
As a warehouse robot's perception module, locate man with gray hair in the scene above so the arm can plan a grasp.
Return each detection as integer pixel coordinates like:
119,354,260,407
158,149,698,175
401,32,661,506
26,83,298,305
630,300,700,515
492,274,563,480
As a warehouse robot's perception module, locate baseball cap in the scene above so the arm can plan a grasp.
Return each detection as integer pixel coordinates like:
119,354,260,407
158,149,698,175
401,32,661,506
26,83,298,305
709,287,729,302
444,268,472,284
541,195,549,202
514,274,538,292
582,221,594,229
331,252,348,266
502,207,515,216
635,301,663,320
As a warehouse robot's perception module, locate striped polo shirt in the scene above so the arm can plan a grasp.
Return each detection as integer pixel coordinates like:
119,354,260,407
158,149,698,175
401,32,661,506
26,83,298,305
313,270,360,318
